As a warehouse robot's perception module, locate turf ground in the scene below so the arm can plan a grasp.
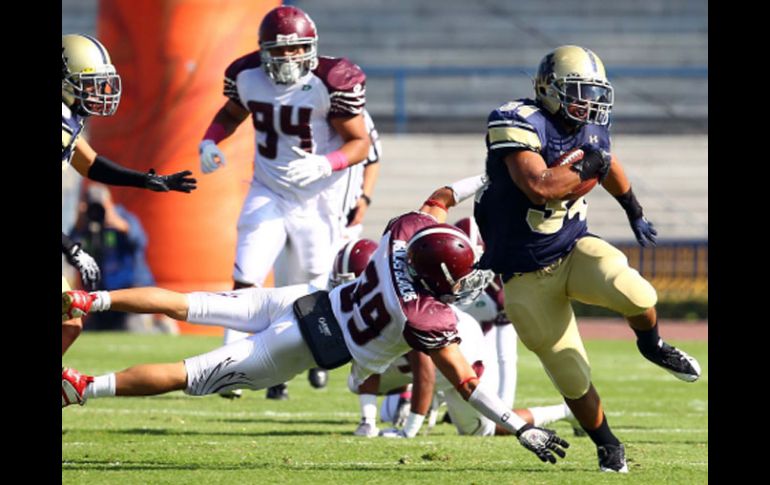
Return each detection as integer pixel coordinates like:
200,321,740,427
62,332,708,484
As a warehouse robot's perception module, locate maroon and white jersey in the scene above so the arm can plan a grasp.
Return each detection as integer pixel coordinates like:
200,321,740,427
329,212,461,382
224,52,366,202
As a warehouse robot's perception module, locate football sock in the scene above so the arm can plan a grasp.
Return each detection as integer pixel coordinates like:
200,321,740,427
584,413,621,447
85,373,116,399
529,403,571,427
359,394,378,424
90,291,111,312
633,320,661,353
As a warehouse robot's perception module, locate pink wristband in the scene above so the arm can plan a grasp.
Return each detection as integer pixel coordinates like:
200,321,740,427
203,122,227,144
326,150,349,171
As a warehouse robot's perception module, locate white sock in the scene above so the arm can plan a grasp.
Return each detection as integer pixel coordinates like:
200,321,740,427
529,403,570,427
85,373,116,399
90,291,111,312
495,324,518,408
359,394,378,424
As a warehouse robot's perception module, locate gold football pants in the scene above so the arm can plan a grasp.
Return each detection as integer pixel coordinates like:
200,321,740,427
503,236,657,399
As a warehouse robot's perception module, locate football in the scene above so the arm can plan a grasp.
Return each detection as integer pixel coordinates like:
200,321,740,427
556,148,598,200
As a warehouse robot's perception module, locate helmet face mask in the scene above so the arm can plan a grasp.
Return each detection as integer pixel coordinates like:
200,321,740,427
260,43,317,85
259,6,319,85
554,77,613,125
450,267,495,305
62,34,121,117
534,45,613,127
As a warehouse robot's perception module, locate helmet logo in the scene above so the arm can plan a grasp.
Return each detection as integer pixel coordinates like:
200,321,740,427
276,33,299,43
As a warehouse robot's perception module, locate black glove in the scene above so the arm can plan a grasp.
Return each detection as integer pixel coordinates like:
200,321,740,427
516,424,570,464
145,169,197,193
64,243,101,291
571,147,611,182
630,216,658,247
614,188,657,247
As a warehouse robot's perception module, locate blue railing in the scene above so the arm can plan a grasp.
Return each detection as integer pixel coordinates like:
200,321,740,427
611,239,708,279
360,65,708,133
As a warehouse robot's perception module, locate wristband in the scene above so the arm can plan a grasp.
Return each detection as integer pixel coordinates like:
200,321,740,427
424,199,448,211
326,150,349,171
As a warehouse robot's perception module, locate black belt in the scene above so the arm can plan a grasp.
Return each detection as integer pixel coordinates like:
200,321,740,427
293,291,352,370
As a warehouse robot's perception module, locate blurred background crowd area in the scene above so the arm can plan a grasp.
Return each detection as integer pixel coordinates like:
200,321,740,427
62,0,707,320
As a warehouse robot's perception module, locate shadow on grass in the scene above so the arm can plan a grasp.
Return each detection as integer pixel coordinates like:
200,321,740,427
111,428,336,437
215,417,351,426
62,459,584,474
632,439,707,445
61,459,272,471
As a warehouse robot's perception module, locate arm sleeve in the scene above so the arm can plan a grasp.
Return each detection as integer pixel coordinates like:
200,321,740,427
87,156,147,188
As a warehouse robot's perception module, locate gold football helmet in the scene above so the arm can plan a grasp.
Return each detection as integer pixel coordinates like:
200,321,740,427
62,34,121,116
534,45,613,126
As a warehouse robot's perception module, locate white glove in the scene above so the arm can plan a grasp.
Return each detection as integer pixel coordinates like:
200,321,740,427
199,140,226,174
285,146,332,187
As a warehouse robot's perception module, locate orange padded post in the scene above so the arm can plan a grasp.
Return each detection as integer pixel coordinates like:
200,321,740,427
90,0,280,334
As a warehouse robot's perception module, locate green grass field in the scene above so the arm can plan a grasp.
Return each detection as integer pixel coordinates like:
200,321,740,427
62,333,708,484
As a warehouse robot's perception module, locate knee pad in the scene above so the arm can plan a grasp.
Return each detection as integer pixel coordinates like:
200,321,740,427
612,266,658,316
537,347,592,400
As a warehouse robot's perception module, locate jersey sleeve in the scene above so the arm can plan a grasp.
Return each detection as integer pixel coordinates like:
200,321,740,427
315,57,366,117
383,211,437,239
61,102,82,168
486,101,544,155
223,51,262,107
403,300,461,352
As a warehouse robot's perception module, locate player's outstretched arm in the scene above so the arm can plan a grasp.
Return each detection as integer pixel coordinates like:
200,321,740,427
71,138,197,193
429,344,570,464
418,173,487,222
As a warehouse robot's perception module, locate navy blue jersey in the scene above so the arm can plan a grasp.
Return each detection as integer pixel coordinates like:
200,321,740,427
62,101,85,170
475,99,611,278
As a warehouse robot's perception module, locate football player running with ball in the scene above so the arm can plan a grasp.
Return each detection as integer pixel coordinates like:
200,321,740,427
473,45,701,472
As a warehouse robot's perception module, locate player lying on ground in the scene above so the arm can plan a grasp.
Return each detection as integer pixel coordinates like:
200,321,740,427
62,179,569,465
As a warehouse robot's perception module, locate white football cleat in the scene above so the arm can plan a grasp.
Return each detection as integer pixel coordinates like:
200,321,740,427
353,420,379,438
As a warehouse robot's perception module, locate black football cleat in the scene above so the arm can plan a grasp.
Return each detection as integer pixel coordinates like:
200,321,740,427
266,382,289,400
597,443,628,473
638,339,701,382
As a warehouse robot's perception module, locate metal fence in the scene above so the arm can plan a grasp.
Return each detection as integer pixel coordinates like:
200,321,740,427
612,239,708,300
361,65,708,133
